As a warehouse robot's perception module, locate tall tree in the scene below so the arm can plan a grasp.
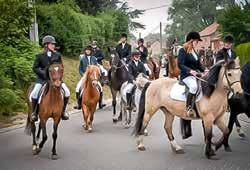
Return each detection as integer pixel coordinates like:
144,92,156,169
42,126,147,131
165,0,235,43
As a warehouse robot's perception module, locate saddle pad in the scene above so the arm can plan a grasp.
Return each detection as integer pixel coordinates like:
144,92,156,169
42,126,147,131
38,84,64,104
170,82,202,102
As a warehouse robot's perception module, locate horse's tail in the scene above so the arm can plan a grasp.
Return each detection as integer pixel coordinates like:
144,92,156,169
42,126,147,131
133,82,151,136
24,115,32,136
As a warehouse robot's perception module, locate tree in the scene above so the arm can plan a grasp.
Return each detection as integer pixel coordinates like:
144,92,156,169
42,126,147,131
165,0,236,43
218,4,250,45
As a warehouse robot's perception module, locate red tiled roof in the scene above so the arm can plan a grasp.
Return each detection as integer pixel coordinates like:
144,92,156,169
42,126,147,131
200,22,220,37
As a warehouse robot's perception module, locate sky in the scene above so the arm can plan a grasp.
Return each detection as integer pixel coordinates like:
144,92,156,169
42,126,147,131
122,0,172,38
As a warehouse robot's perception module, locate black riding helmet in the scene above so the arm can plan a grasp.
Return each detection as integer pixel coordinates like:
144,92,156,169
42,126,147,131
224,35,234,43
186,32,202,42
138,38,144,44
121,33,128,38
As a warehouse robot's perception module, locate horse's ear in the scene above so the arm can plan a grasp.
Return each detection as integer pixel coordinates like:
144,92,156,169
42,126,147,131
107,47,111,53
235,57,240,67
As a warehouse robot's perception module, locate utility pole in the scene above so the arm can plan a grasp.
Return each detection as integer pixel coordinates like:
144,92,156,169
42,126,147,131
139,32,141,39
29,0,39,43
160,22,163,54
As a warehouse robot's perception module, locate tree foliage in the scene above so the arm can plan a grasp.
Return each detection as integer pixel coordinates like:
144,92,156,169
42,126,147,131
218,4,250,45
165,0,235,43
0,0,39,116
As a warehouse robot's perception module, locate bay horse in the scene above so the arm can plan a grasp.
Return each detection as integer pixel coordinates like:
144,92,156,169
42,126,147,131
81,65,101,132
108,47,129,123
25,64,64,160
133,60,242,159
147,57,161,80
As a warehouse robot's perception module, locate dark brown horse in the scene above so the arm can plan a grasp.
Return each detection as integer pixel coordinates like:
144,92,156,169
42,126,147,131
81,65,101,132
25,64,64,160
147,58,161,80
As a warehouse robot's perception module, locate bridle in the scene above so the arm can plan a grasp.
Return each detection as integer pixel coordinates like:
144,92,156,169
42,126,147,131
223,66,241,93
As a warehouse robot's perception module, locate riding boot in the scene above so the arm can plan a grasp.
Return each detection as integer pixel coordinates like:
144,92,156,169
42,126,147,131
61,97,69,120
30,98,39,122
73,92,81,110
126,92,132,110
186,93,196,117
99,92,106,109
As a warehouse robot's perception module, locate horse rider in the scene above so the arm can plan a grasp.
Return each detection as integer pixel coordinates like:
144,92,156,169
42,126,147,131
178,32,205,117
123,51,147,109
116,33,132,63
30,35,70,122
216,35,236,62
74,45,106,110
136,38,150,76
92,40,108,84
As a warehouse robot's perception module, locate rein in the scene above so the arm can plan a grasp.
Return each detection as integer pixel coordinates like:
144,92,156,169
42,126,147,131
224,66,241,92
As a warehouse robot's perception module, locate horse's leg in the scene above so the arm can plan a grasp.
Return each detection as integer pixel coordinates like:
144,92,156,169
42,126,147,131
36,120,48,154
82,105,88,130
203,115,216,159
111,89,118,122
36,122,41,141
87,106,96,132
214,116,231,152
163,111,184,154
31,122,38,155
118,98,122,122
51,119,60,160
137,107,157,151
235,116,245,138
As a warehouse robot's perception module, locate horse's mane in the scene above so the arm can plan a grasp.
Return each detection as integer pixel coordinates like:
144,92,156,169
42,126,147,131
241,61,250,94
81,65,100,89
202,61,224,97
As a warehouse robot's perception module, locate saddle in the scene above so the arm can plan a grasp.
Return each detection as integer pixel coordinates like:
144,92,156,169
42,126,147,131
170,81,202,102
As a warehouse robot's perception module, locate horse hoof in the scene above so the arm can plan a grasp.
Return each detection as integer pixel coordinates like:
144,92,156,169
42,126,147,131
124,124,130,129
144,132,148,136
206,149,216,159
171,145,185,154
239,133,246,138
88,128,93,133
36,147,41,155
51,154,58,160
224,146,232,152
32,145,38,155
138,145,146,151
82,124,88,130
113,118,118,124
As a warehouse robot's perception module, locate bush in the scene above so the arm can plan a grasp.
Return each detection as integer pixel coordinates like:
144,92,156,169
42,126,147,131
36,3,129,57
236,42,250,65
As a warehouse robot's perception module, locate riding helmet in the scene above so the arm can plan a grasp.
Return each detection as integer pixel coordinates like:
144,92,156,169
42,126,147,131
138,38,144,43
186,32,202,42
224,35,234,43
121,33,128,38
85,45,93,51
42,35,56,45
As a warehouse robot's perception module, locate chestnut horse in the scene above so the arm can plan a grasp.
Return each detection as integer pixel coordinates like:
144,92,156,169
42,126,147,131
133,61,242,159
147,58,161,80
81,65,101,132
25,64,64,160
168,52,180,78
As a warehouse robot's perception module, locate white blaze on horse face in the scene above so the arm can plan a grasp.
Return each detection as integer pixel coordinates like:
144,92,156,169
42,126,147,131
54,67,59,72
111,54,115,58
94,71,97,80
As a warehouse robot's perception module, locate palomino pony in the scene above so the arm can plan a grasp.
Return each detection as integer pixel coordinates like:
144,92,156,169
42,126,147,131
25,64,64,160
108,47,129,122
147,58,161,80
81,65,101,132
133,61,242,159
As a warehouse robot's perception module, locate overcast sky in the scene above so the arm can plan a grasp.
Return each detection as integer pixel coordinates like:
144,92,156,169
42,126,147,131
123,0,172,38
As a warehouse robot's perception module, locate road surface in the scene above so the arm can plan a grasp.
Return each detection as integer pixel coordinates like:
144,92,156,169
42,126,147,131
0,106,250,170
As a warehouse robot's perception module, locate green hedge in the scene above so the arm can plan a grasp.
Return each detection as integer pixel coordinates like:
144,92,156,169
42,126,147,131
236,42,250,65
36,3,129,56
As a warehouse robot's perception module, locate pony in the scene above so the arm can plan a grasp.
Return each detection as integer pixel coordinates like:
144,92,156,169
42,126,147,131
25,64,64,160
168,51,180,79
133,60,242,159
108,47,129,123
81,65,101,132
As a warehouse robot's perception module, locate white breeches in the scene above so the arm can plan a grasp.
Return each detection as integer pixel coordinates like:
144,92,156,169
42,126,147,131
30,82,70,101
182,76,198,94
143,63,152,75
98,64,108,76
122,82,134,98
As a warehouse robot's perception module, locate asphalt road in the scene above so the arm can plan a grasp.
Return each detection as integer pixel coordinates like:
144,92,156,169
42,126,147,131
1,105,250,170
